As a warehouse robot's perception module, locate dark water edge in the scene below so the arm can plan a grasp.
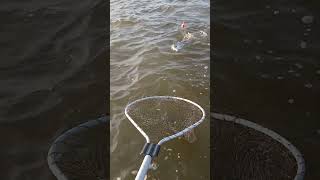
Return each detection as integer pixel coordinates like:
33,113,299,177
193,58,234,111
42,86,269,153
212,0,320,179
0,0,108,179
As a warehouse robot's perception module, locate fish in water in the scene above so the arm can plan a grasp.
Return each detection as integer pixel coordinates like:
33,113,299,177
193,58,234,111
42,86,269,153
171,21,208,52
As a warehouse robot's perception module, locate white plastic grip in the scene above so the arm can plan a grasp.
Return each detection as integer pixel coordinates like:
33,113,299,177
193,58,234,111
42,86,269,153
135,155,152,180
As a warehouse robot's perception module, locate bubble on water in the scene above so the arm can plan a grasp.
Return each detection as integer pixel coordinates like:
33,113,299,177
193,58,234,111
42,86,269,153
164,156,169,160
167,148,173,151
255,55,261,60
273,10,280,15
304,83,313,88
131,170,138,175
300,41,307,49
204,66,208,70
173,89,176,93
306,112,311,117
257,39,263,44
261,74,269,79
288,98,294,104
176,169,178,173
243,39,251,44
277,76,284,80
301,15,314,24
116,177,121,180
288,69,295,73
295,63,303,69
200,92,203,95
306,28,311,32
203,75,206,77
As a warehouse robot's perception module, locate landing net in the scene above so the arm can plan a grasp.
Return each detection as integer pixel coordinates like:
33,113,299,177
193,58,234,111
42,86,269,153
125,96,205,145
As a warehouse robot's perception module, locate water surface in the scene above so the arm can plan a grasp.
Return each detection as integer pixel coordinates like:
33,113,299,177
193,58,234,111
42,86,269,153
110,0,210,179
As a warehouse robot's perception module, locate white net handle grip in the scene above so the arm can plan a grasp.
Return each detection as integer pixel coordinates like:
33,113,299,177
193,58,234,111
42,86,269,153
135,155,152,180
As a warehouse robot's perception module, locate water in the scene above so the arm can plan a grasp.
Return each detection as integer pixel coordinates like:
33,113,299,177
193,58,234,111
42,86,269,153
2,0,319,179
0,0,107,179
213,0,320,179
110,0,210,179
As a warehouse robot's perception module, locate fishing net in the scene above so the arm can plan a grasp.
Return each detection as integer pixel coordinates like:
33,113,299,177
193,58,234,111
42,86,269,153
47,117,108,180
211,113,305,180
125,96,205,144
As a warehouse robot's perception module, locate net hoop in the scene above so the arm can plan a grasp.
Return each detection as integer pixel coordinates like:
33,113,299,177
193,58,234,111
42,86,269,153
211,112,305,180
125,96,206,145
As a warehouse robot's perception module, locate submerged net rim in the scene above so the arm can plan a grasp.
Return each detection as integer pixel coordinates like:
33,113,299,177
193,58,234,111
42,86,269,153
125,96,205,145
211,112,305,180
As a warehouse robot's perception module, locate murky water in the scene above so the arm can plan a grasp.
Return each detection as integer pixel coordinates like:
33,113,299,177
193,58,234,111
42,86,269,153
212,0,320,179
0,0,107,179
110,0,210,179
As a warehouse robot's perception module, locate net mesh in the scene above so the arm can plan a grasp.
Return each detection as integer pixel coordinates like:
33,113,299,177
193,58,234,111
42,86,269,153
47,117,108,180
211,114,302,180
126,97,204,143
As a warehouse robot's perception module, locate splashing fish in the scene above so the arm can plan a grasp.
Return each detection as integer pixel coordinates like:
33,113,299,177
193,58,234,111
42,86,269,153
171,21,208,52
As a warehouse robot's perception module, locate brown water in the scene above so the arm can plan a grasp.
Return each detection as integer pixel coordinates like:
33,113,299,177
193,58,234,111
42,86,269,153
110,0,210,179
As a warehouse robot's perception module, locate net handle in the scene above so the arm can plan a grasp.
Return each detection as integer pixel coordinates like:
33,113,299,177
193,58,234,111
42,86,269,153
135,155,152,180
125,96,206,145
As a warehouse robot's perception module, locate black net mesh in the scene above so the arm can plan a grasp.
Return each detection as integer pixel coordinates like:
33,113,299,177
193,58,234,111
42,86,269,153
126,97,204,143
211,114,300,180
47,117,108,180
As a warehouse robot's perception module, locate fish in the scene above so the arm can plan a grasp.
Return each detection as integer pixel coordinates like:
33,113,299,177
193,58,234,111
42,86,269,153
171,22,208,52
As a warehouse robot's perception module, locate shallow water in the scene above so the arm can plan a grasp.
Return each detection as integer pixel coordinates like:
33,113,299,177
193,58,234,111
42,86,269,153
110,0,210,179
